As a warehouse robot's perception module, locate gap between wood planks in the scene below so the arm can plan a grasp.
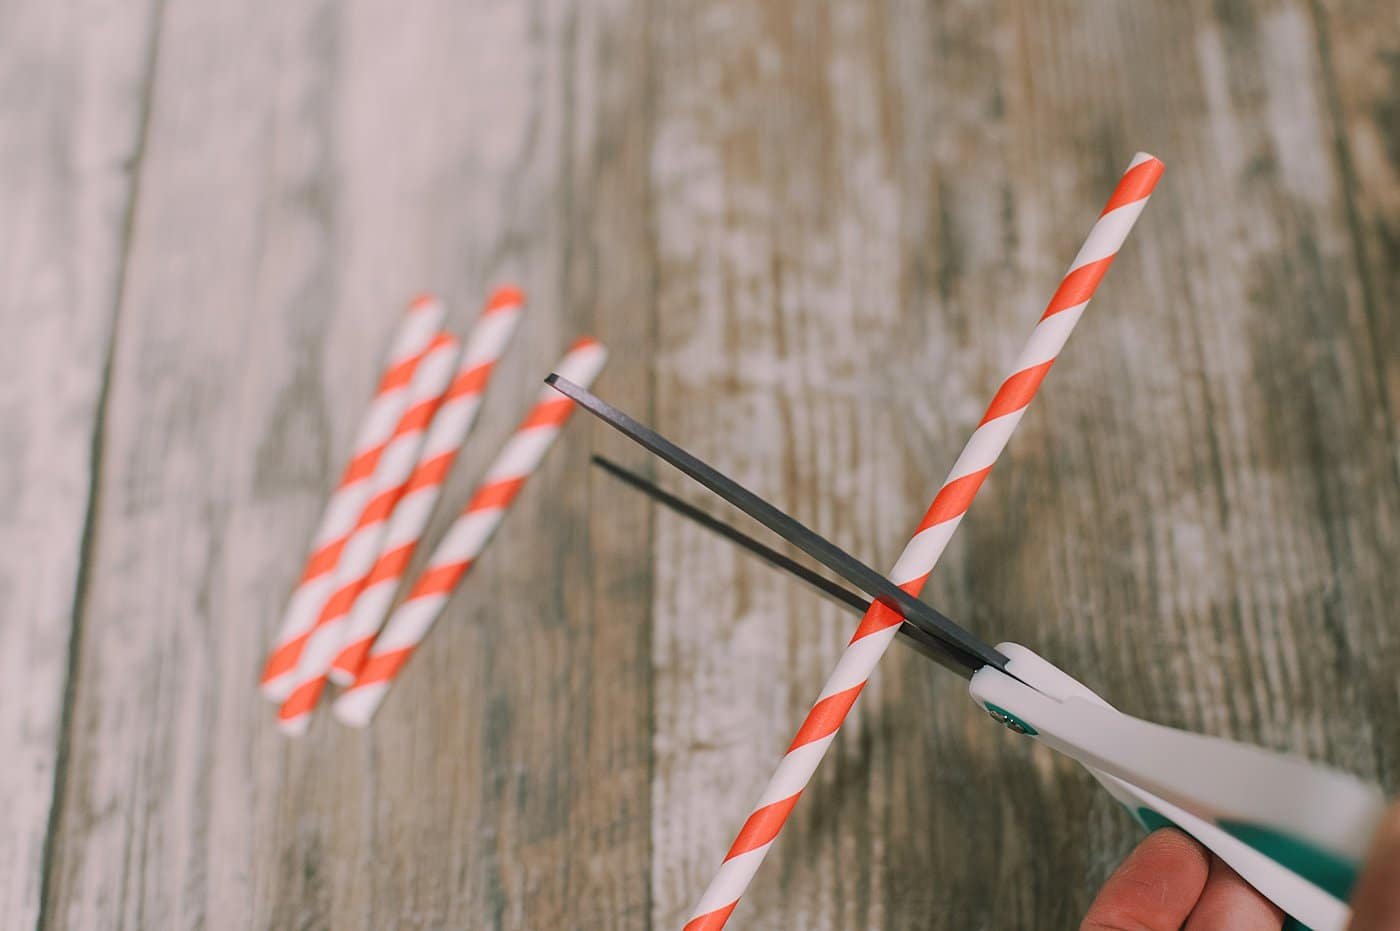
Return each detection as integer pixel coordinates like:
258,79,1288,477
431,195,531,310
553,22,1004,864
33,4,167,930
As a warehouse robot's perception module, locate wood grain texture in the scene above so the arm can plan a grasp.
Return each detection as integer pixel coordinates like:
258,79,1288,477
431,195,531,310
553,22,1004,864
39,1,653,928
647,0,1399,927
0,1,159,927
2,0,1394,929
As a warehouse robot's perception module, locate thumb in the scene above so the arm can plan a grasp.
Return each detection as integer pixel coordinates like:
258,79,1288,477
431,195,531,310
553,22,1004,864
1081,829,1210,931
1347,800,1400,931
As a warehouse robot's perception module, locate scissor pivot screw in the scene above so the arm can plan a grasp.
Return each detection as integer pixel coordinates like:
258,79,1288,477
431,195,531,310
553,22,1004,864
987,708,1031,734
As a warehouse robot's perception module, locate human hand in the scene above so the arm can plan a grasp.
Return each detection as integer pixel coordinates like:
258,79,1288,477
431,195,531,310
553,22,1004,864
1080,801,1400,930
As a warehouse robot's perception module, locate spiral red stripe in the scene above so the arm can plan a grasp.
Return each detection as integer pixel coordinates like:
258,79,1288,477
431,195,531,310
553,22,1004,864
404,451,453,493
1043,256,1115,319
378,355,419,391
309,289,529,697
365,542,413,586
848,599,907,641
725,793,804,859
355,647,412,683
686,153,1163,927
342,448,385,486
261,636,310,687
331,338,609,727
682,905,738,931
913,467,993,534
454,361,494,396
519,397,574,431
786,685,864,752
485,286,525,313
980,360,1055,425
468,477,526,512
274,332,463,733
300,541,345,583
408,561,471,598
354,490,392,527
260,295,446,700
319,586,358,621
1100,158,1163,215
396,398,439,434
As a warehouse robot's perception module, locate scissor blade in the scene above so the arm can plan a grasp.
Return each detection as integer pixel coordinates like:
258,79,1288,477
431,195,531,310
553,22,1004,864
548,374,1007,675
592,455,868,615
591,455,979,674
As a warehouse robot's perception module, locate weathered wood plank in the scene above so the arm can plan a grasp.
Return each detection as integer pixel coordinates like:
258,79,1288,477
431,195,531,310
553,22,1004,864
41,1,653,929
17,0,1396,928
647,0,1398,927
42,4,350,925
0,2,158,927
1312,0,1400,495
315,2,658,929
1307,0,1400,802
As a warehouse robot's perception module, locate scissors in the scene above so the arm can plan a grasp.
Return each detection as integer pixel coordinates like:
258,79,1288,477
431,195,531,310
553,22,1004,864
546,374,1388,931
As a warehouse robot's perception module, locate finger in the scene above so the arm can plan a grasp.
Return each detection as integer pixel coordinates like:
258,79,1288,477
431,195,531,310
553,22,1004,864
1347,800,1400,931
1081,828,1211,931
1183,855,1284,930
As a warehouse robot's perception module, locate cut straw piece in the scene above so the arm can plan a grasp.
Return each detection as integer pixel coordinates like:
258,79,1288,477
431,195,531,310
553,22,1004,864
327,287,525,684
685,153,1166,930
332,338,609,727
260,295,446,701
276,331,463,736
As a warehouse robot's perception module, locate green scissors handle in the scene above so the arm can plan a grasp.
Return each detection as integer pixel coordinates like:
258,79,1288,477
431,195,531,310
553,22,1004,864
971,644,1384,931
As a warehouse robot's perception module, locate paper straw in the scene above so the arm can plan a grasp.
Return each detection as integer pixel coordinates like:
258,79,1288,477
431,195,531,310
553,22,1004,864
684,153,1165,930
260,295,446,701
332,337,609,727
276,331,463,735
327,287,525,684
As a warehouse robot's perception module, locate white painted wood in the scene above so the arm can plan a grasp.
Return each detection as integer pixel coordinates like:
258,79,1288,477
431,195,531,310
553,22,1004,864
0,1,158,926
39,1,655,928
7,0,1395,928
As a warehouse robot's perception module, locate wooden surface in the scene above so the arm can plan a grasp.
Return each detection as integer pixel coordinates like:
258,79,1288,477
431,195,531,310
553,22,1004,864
2,1,1395,928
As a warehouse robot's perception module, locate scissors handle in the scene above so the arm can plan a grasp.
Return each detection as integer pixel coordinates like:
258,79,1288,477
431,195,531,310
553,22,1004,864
969,644,1386,931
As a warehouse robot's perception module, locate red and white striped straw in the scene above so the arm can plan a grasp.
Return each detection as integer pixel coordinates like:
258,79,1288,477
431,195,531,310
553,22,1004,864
332,337,609,727
260,295,446,701
684,153,1165,930
327,287,526,685
276,331,463,735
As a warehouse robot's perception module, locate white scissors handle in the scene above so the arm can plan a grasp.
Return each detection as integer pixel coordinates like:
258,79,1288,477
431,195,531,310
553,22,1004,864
970,644,1385,931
